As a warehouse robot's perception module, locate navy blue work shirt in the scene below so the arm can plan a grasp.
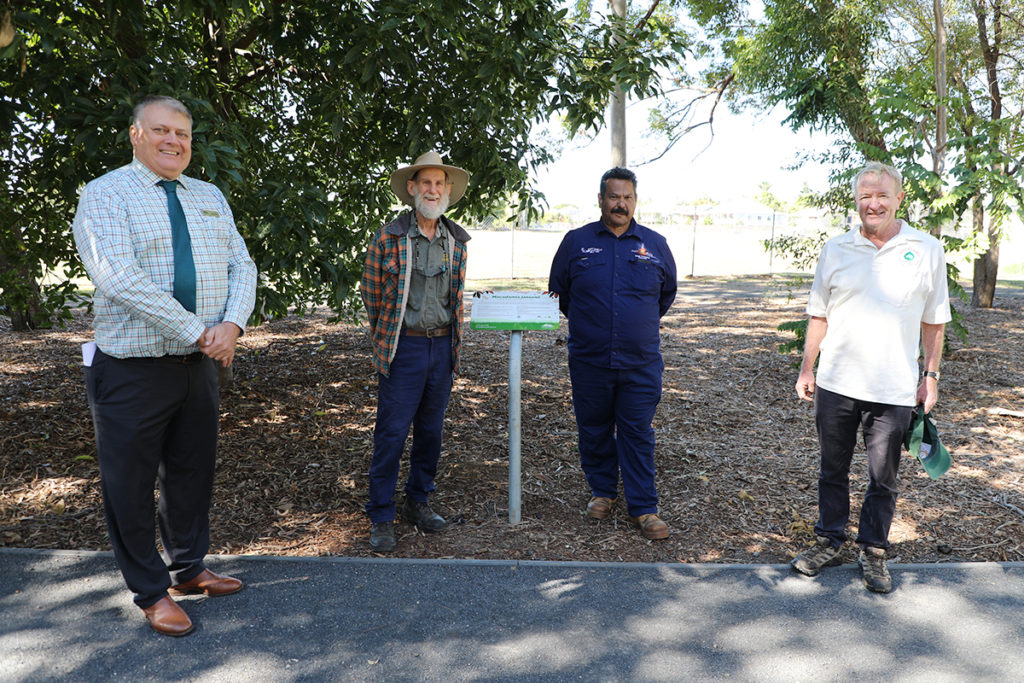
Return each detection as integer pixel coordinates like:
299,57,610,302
548,219,677,369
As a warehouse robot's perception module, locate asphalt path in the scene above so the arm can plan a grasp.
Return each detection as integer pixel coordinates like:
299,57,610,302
2,549,1023,682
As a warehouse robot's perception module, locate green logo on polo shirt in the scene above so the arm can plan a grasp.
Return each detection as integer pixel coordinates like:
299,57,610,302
904,251,916,261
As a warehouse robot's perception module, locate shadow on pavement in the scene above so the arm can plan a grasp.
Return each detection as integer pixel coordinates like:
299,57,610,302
3,549,1024,681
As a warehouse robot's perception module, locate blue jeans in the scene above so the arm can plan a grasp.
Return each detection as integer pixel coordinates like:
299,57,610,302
366,333,453,523
569,357,663,517
814,387,913,549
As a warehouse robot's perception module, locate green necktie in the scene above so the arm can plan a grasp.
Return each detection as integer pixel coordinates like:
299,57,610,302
157,180,197,313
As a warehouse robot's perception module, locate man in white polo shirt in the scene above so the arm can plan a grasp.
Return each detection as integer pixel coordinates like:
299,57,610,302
791,161,951,593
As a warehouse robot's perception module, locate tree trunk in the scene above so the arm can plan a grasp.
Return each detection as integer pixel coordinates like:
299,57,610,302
0,246,45,331
931,0,947,237
970,0,1003,309
971,194,999,308
609,0,627,167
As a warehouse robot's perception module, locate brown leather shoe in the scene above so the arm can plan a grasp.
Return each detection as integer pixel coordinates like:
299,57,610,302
629,513,669,540
141,596,194,637
586,496,616,519
170,569,243,597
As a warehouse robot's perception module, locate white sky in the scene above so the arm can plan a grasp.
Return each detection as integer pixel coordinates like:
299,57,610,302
533,98,837,213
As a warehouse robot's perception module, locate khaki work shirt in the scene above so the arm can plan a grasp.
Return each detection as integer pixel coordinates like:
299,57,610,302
403,220,452,330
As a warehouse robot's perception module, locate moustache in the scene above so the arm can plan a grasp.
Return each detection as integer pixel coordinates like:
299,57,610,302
611,208,628,214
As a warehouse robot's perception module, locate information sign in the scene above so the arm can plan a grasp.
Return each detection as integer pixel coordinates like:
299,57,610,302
468,290,560,523
469,291,559,331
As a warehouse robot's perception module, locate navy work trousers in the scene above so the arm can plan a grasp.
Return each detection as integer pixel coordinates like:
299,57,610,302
85,349,219,608
366,333,453,523
813,387,913,550
569,357,663,517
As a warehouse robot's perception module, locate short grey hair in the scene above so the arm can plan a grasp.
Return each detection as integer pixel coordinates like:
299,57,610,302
851,161,903,197
132,96,192,128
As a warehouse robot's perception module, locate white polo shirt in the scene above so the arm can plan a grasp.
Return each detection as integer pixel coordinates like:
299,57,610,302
807,221,951,406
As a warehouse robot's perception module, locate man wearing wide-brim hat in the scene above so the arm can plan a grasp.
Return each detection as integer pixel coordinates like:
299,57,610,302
360,150,471,552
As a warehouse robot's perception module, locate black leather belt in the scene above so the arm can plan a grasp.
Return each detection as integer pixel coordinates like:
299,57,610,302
161,352,206,364
95,349,205,364
401,326,451,338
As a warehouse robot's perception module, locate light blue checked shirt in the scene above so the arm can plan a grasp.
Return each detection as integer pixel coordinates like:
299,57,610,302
73,160,257,358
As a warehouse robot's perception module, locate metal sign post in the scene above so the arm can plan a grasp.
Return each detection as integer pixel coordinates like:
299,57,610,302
469,291,559,524
508,330,522,523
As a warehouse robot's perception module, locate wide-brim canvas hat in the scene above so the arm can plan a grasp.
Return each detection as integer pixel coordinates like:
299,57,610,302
904,407,952,479
390,150,470,207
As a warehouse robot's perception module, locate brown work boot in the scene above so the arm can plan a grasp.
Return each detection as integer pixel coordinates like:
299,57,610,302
629,513,669,540
585,496,616,520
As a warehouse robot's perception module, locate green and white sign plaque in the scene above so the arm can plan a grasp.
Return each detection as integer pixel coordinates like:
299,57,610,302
469,291,560,331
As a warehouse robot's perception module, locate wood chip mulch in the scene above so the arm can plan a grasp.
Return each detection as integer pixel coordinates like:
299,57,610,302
2,276,1023,565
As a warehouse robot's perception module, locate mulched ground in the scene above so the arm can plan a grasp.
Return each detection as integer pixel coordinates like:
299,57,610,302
2,276,1023,566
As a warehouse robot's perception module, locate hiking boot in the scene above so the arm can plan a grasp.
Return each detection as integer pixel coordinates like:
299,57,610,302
369,521,396,552
401,497,447,533
628,513,669,540
585,496,616,520
791,536,842,577
859,546,893,594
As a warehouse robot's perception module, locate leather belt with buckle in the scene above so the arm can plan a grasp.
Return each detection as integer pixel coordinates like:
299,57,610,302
402,326,451,338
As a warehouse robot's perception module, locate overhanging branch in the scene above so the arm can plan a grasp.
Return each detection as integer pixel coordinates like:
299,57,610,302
635,72,734,165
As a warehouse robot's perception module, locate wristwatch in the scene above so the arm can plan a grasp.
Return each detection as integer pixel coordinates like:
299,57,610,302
923,371,940,380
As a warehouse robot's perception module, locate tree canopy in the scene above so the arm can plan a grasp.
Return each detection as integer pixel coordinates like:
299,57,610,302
647,0,1024,306
1,0,683,328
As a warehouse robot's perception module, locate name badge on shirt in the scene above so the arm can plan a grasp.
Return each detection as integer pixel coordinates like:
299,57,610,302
202,209,221,217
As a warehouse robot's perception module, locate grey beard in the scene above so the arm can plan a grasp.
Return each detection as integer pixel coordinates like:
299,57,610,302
414,192,449,220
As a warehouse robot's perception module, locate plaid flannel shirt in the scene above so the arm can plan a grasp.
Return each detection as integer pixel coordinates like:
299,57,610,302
361,210,469,376
72,160,257,358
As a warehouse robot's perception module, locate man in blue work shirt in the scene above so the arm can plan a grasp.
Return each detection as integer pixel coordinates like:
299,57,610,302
548,167,677,540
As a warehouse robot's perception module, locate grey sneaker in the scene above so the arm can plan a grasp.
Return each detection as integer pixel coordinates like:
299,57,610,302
859,546,892,593
791,536,842,576
369,521,396,552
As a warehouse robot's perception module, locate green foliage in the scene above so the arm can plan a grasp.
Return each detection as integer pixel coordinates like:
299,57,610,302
755,182,788,213
1,0,684,328
760,231,831,273
557,2,690,140
776,318,807,354
732,0,889,148
940,233,986,347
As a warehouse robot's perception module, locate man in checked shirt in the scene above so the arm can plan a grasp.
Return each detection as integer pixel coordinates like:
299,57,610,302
360,151,471,553
72,96,256,636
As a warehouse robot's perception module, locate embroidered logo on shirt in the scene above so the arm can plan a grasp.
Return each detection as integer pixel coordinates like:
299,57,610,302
581,247,603,254
632,244,656,262
903,250,916,261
